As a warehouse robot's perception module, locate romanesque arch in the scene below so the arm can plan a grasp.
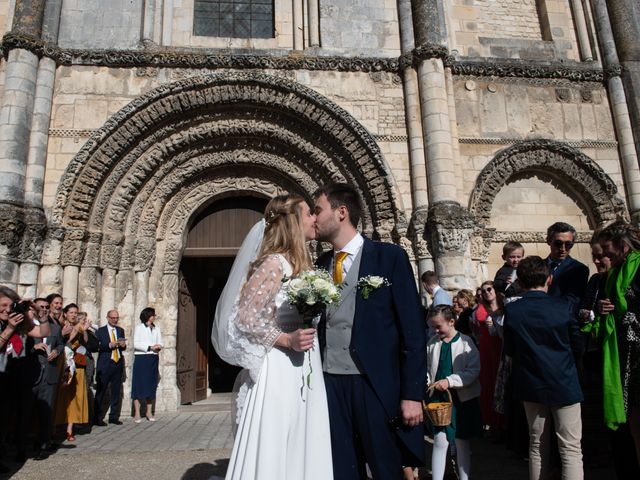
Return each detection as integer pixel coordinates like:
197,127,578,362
469,139,627,228
45,71,404,410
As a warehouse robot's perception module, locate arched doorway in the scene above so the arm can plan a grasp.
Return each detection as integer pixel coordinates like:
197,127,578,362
177,196,268,404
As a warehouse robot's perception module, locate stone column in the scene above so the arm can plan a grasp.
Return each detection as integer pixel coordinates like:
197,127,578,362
293,0,304,50
411,0,473,289
24,56,55,208
0,0,47,287
100,268,117,324
571,0,594,61
307,0,320,47
605,0,640,158
592,0,640,223
159,272,180,412
62,265,79,305
78,267,101,324
134,270,150,319
399,0,431,275
161,0,173,46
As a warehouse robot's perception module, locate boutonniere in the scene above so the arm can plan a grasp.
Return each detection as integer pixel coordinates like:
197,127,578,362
357,275,391,299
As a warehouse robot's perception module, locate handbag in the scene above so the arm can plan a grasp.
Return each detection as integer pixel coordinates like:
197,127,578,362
493,356,512,414
73,352,87,368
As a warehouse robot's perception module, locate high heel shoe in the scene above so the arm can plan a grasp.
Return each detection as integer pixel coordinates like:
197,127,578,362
65,432,76,442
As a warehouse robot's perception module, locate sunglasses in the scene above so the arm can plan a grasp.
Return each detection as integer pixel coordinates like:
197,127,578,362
552,240,574,249
481,287,493,294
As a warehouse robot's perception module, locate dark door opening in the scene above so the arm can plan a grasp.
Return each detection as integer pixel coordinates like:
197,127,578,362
177,196,267,403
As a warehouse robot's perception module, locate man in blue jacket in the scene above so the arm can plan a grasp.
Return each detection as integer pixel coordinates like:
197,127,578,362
314,183,426,480
504,255,584,480
93,310,126,426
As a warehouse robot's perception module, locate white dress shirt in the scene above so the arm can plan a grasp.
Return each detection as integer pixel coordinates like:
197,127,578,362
134,323,163,355
332,233,364,277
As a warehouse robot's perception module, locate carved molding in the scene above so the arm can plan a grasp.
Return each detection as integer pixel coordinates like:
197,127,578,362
458,137,618,149
492,230,593,244
469,139,628,228
2,32,609,83
1,31,400,73
49,71,403,270
447,58,606,83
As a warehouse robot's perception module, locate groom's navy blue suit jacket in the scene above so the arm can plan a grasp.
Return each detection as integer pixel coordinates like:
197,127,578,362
317,237,427,461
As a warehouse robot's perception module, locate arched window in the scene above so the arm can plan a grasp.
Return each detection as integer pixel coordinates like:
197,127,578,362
193,0,274,38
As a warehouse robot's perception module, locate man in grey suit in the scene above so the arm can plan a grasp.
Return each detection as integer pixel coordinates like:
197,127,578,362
421,271,452,308
32,298,64,458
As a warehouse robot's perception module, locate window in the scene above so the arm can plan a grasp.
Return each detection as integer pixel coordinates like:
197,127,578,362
193,0,274,39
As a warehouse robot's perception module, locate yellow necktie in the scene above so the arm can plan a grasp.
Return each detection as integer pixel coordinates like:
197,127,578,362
333,251,349,284
110,328,120,363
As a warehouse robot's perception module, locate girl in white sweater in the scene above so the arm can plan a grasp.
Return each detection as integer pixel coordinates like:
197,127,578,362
427,305,483,480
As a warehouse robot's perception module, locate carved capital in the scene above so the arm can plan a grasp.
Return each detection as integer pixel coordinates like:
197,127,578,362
135,236,156,271
60,228,87,266
0,203,27,259
426,202,475,256
407,207,432,261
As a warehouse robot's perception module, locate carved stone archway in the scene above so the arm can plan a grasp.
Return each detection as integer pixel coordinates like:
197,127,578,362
469,139,627,228
45,71,404,410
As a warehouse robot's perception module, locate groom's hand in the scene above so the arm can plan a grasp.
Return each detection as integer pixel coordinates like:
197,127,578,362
400,400,423,427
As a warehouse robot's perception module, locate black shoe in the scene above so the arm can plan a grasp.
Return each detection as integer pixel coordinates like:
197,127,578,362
93,420,107,427
108,419,122,425
14,450,26,463
0,462,9,474
34,447,49,461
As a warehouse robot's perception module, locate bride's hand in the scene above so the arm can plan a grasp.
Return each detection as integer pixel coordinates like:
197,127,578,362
279,328,316,352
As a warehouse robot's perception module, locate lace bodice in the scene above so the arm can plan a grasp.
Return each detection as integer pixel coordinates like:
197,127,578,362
231,254,302,381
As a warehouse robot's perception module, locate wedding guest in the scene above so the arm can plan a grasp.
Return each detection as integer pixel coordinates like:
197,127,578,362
595,221,640,470
426,305,482,480
504,256,584,480
132,307,163,423
54,303,89,442
31,297,64,458
422,271,452,308
94,310,126,426
0,287,50,461
453,289,475,337
494,241,526,300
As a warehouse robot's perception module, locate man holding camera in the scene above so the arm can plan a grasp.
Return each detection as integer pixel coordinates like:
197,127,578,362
93,310,126,426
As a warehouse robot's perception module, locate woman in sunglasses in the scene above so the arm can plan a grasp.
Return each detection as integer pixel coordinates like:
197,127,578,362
471,280,504,436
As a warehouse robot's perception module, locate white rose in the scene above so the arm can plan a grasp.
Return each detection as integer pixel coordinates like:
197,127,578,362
288,278,306,294
368,276,384,288
305,294,317,306
312,278,331,293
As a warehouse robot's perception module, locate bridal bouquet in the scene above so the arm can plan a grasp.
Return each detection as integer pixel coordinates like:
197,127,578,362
282,268,340,388
283,268,341,328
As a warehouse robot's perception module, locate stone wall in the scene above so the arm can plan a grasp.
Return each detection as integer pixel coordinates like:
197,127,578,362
57,0,143,49
0,0,12,38
448,0,579,59
320,0,401,55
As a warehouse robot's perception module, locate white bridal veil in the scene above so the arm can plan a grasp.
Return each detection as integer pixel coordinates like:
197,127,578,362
211,219,266,379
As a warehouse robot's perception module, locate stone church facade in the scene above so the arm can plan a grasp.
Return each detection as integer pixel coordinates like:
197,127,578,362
1,0,639,410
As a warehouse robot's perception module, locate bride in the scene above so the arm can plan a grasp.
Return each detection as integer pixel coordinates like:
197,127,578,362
212,194,333,480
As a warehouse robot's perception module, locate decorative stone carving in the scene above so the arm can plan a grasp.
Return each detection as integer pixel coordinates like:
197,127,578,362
0,203,27,260
2,32,609,83
407,207,431,261
469,139,628,227
492,230,593,244
20,207,47,263
458,137,617,149
447,58,605,82
52,72,401,249
470,228,495,263
60,228,86,266
1,32,400,73
426,202,476,256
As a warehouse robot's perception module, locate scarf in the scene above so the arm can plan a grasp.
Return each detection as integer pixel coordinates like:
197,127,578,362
584,250,640,430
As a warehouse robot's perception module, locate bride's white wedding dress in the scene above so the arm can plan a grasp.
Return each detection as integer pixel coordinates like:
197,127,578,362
225,254,333,480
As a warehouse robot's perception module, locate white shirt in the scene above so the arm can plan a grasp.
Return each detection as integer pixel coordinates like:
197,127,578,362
332,233,364,277
134,323,163,355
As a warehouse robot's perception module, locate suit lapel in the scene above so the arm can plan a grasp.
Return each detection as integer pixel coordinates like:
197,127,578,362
353,238,376,328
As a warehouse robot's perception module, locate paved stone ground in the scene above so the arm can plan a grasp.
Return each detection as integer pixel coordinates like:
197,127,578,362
1,410,614,479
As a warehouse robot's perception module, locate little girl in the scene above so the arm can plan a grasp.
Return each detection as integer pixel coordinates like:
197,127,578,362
427,305,482,480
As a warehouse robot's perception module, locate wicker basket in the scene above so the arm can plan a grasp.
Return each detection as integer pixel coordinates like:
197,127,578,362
423,385,453,427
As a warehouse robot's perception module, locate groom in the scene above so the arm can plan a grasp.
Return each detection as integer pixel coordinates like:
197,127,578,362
314,183,426,479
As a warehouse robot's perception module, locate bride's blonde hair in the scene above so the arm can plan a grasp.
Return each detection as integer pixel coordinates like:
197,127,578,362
255,194,312,276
